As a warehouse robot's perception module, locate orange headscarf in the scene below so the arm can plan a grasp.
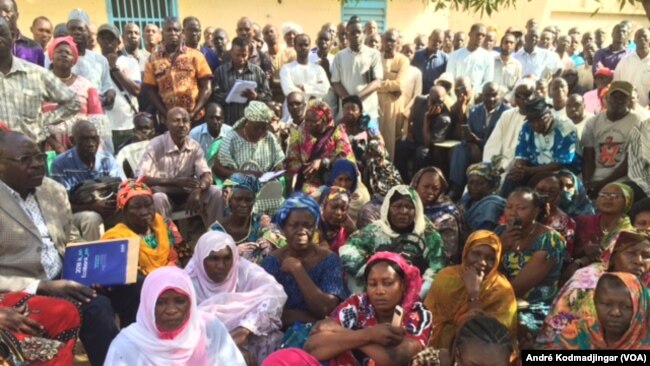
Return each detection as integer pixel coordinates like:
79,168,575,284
424,230,518,348
116,178,153,210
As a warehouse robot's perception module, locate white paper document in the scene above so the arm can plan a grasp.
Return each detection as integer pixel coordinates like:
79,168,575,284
226,80,258,104
259,170,286,183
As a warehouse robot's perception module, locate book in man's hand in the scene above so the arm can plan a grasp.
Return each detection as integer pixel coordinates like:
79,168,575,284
62,237,140,287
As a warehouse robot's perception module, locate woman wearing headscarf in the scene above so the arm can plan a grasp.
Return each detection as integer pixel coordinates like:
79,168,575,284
312,158,371,224
43,36,104,152
411,166,464,264
102,179,184,274
547,272,650,350
186,231,287,362
568,183,634,278
214,101,285,181
104,266,246,365
357,140,404,228
286,99,355,194
424,231,518,349
210,173,283,264
262,252,432,366
340,185,445,295
557,169,595,218
458,157,506,232
261,194,348,328
537,230,650,346
315,186,356,253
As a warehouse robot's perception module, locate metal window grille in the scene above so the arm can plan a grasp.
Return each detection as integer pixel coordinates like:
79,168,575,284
341,0,387,32
106,0,179,46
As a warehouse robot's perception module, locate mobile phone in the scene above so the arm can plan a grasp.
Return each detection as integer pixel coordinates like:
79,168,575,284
512,218,523,230
392,305,404,327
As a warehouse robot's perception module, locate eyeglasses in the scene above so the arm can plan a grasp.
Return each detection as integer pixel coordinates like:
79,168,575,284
598,192,625,200
0,153,47,166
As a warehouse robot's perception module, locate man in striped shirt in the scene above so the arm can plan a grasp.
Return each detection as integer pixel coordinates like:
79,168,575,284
0,18,80,143
211,36,271,126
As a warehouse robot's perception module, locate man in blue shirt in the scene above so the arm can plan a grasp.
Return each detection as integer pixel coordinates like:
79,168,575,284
501,97,578,197
411,29,447,95
183,16,219,72
50,120,125,240
189,102,232,155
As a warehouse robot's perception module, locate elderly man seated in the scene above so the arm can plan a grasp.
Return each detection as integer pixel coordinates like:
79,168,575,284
137,107,224,228
501,96,579,197
50,120,125,240
0,131,120,366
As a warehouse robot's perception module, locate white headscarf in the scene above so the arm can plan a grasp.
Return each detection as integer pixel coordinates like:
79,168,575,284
379,185,427,237
185,231,287,334
104,266,246,365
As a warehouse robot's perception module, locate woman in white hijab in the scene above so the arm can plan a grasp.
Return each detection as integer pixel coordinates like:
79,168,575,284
103,266,246,366
186,231,288,363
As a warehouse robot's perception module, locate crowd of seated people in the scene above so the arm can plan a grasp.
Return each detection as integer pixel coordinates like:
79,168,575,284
1,3,650,365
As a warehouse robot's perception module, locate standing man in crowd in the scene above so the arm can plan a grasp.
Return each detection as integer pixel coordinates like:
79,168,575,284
494,32,522,93
447,24,494,89
143,17,213,125
212,28,229,71
143,23,160,53
122,23,149,74
280,34,330,111
183,16,218,72
593,23,630,74
212,36,271,126
236,17,273,75
614,28,650,108
0,0,44,66
411,28,447,95
0,18,80,143
67,16,116,116
515,27,563,81
331,16,383,119
29,16,52,50
97,23,141,149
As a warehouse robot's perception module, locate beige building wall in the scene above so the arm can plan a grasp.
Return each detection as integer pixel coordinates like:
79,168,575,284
15,0,647,47
17,0,108,33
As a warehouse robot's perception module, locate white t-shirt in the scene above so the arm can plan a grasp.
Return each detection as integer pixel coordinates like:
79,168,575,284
581,111,643,181
331,46,383,118
106,55,141,131
446,47,495,88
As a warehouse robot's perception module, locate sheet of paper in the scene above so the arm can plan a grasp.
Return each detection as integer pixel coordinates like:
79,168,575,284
225,80,258,104
259,170,286,183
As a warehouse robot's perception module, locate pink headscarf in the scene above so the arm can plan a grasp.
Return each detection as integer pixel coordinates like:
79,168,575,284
185,231,287,332
47,36,79,64
366,251,423,313
116,267,211,364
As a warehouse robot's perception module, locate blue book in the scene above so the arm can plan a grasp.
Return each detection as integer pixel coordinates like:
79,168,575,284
62,237,139,287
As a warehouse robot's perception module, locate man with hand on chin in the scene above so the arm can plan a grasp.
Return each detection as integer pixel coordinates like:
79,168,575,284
138,107,224,229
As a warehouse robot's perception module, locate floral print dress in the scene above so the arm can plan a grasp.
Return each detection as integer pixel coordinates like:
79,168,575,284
495,225,566,334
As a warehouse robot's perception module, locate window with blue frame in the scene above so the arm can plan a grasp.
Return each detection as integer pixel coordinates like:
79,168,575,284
341,0,387,32
106,0,178,45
